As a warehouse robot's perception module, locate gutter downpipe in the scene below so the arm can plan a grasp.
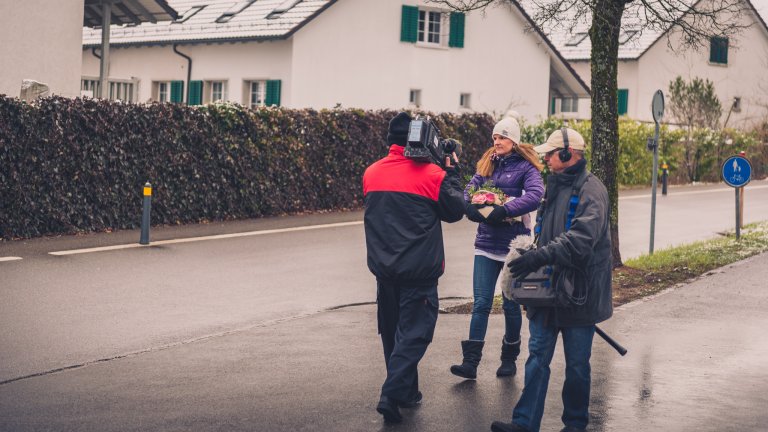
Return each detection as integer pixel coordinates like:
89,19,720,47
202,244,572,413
172,44,192,104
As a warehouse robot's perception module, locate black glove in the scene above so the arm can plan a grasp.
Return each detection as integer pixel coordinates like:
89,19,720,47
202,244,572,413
465,202,486,223
485,204,508,224
507,249,547,280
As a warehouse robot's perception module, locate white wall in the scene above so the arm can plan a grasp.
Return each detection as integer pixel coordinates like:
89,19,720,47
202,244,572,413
79,0,562,122
637,8,768,128
0,0,84,98
568,1,768,128
290,0,553,122
82,40,293,104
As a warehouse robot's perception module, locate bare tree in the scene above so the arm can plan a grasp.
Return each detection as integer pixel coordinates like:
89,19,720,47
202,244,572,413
429,0,750,266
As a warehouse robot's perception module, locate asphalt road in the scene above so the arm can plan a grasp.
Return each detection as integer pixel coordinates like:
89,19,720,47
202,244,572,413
1,248,767,431
1,179,767,385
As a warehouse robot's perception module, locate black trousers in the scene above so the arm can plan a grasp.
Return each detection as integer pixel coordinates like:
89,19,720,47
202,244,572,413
377,279,439,402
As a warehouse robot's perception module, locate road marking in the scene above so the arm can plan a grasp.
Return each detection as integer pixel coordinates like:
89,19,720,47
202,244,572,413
619,184,768,200
0,256,23,262
49,221,365,256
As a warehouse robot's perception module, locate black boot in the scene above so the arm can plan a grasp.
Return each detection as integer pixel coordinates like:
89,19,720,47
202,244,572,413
450,340,484,379
496,336,520,377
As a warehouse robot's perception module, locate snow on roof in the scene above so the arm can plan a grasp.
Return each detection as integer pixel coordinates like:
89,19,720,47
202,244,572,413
82,0,335,47
519,0,768,61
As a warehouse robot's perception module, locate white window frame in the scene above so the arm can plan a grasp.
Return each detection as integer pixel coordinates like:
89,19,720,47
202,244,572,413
153,81,171,102
204,80,228,103
417,8,449,47
560,97,579,113
245,79,267,108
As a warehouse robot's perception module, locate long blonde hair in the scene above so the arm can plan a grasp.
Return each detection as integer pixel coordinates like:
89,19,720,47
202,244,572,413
476,143,544,177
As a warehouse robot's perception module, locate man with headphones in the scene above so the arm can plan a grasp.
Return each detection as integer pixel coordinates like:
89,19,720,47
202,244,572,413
491,128,613,432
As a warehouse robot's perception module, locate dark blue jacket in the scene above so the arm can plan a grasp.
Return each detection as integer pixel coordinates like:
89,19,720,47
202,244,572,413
464,153,544,255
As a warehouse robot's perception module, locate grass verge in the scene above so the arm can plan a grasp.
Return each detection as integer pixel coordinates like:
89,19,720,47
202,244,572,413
445,220,768,314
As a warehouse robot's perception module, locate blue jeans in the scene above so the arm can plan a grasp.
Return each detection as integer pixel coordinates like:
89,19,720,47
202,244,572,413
468,255,522,342
511,312,595,432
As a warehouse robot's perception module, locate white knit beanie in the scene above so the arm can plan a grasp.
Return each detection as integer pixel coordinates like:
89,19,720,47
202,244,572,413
492,117,521,144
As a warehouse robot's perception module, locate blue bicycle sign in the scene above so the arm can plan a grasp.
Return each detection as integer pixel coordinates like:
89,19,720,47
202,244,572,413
722,155,752,188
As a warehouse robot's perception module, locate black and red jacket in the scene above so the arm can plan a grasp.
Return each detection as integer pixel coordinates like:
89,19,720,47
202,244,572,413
363,145,465,283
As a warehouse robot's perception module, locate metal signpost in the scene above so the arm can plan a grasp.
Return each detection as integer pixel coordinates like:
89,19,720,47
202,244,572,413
721,155,752,239
648,90,664,255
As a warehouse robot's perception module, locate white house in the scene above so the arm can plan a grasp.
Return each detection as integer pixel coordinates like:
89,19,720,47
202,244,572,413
539,0,768,128
80,0,589,122
0,0,177,99
0,0,85,98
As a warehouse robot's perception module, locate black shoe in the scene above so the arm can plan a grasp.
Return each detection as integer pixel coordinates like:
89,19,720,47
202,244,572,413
490,421,529,432
450,340,484,379
496,336,520,377
399,391,422,408
376,396,402,423
559,427,586,432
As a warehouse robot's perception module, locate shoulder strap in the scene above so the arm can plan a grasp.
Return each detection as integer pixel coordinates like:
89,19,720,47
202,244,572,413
565,171,590,230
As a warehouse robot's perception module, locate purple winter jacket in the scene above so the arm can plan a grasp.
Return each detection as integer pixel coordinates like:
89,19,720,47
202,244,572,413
464,152,544,255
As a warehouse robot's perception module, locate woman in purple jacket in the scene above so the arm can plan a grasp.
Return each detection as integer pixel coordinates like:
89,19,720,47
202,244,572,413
450,116,544,379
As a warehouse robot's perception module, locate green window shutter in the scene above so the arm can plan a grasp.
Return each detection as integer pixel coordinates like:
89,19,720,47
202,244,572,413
170,81,184,103
188,80,203,105
400,5,418,43
266,79,282,106
448,12,465,48
709,37,728,64
617,89,629,115
550,97,556,115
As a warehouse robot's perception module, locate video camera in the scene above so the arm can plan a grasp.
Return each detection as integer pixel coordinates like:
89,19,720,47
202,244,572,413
404,117,461,169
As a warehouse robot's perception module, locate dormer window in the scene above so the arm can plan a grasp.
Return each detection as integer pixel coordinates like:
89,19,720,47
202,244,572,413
173,5,206,24
216,0,256,23
619,30,638,45
565,32,588,46
266,0,302,19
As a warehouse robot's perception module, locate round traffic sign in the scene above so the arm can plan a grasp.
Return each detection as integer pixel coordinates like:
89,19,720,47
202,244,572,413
721,155,752,188
651,90,664,123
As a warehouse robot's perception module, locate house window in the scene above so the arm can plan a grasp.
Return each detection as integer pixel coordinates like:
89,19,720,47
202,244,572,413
81,78,135,101
566,32,588,46
108,80,135,102
418,10,443,44
401,6,464,48
216,0,256,23
205,80,227,103
410,89,421,107
460,93,471,109
81,78,99,97
157,82,169,102
710,37,728,64
246,80,266,108
173,5,205,24
561,97,579,113
266,0,302,19
619,30,638,45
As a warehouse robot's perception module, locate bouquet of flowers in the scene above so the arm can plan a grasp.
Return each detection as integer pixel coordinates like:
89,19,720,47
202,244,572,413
468,182,521,222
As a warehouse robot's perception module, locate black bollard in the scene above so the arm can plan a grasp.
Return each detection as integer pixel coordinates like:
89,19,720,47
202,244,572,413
661,162,668,196
140,182,152,245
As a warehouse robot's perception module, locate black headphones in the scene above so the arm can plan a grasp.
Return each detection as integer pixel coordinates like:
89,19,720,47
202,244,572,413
559,127,572,162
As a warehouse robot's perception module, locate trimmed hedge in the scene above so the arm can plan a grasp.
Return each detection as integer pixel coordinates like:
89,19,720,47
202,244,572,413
0,96,494,240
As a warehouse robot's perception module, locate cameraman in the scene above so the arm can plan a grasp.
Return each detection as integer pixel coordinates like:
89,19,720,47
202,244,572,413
491,128,612,432
363,112,465,423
